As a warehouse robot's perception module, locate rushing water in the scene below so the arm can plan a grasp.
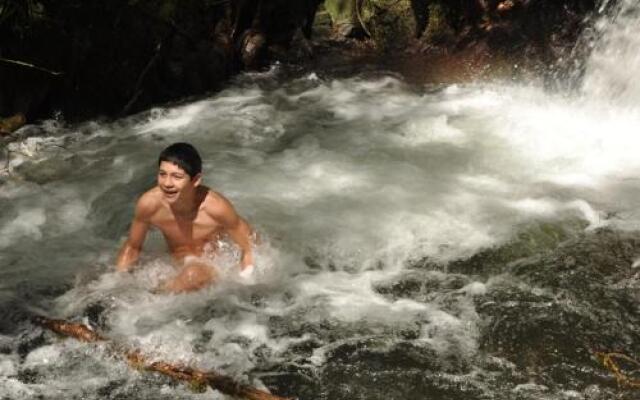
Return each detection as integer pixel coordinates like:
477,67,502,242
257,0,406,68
2,3,640,400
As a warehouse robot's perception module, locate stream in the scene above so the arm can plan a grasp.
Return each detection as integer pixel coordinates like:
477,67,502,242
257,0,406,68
1,1,640,399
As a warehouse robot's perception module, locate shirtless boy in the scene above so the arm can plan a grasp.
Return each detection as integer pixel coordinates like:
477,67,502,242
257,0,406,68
116,142,255,293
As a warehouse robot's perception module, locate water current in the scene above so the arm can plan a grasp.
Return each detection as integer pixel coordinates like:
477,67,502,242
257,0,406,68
2,2,640,399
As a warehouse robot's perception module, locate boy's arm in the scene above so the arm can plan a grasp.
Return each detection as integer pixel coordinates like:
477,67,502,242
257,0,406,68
116,195,153,272
228,216,255,270
210,194,255,270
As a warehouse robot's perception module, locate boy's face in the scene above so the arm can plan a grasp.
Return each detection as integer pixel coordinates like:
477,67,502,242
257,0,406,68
157,161,201,204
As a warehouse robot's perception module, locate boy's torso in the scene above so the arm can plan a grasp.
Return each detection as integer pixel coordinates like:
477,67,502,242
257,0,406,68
146,187,223,262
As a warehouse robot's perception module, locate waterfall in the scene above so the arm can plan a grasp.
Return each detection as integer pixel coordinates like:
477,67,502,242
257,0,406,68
582,0,640,106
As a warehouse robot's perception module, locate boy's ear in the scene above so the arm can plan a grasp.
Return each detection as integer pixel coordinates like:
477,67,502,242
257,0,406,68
192,173,203,187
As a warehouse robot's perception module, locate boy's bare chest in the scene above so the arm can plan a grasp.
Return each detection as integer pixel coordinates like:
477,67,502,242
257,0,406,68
150,210,223,246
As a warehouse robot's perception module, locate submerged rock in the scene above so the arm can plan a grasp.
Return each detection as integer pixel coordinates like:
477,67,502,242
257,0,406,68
14,155,85,185
370,225,640,397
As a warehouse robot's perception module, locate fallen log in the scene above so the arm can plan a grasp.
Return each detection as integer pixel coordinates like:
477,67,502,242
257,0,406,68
33,316,293,400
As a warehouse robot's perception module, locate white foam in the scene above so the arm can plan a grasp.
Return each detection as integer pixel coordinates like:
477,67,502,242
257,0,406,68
136,102,207,134
0,378,35,399
398,115,467,146
23,344,63,368
0,207,46,248
505,198,606,229
461,281,487,296
419,306,480,359
513,383,549,393
0,356,17,377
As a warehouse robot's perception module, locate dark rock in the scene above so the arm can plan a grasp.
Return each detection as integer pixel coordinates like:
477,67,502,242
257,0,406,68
375,271,470,302
476,229,640,389
239,29,268,70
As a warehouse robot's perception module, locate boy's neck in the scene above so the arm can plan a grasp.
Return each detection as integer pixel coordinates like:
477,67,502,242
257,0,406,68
170,190,198,216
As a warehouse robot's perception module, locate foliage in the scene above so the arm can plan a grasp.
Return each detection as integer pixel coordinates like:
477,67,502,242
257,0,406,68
325,0,358,26
423,1,454,45
0,0,46,39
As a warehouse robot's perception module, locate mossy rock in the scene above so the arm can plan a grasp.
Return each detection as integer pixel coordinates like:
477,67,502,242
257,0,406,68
364,0,416,51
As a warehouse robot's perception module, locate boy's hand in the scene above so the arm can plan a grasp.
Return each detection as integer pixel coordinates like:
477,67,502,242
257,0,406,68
239,264,254,279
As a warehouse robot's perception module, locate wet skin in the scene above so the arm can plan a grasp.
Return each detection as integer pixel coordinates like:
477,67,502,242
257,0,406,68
116,161,254,292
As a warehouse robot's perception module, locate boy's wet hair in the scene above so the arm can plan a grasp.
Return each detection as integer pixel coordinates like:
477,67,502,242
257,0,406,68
158,142,202,178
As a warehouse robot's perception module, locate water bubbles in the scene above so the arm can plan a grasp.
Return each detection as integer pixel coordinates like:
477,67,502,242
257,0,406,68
23,345,62,368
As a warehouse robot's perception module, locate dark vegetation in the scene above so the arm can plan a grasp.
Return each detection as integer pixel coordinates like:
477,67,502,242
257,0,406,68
0,0,602,123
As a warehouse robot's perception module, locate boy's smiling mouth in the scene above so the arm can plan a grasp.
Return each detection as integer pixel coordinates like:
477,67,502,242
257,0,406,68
162,189,178,197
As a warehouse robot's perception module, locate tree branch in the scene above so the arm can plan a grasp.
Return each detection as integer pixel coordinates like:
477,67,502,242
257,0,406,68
33,316,294,400
0,57,63,76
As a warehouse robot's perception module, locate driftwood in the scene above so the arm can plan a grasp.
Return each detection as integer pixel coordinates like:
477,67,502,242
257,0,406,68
594,351,640,388
33,316,293,400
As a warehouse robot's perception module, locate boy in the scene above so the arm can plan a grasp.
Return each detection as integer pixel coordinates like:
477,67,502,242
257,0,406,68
116,142,254,292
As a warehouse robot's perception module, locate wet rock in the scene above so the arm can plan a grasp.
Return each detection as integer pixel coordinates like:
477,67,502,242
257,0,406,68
16,368,39,384
14,155,84,185
262,337,482,400
446,219,586,278
374,271,470,302
16,331,46,361
326,339,448,371
239,29,268,70
321,342,484,399
0,301,33,335
476,229,640,390
257,365,321,400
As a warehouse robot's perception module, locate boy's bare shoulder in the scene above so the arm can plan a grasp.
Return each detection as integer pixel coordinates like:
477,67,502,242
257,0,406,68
202,188,235,218
136,188,163,219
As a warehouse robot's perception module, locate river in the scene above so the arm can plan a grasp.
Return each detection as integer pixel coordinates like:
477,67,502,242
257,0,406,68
1,1,640,399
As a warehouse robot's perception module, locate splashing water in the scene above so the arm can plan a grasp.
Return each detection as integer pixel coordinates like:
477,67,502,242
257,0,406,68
582,0,640,107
